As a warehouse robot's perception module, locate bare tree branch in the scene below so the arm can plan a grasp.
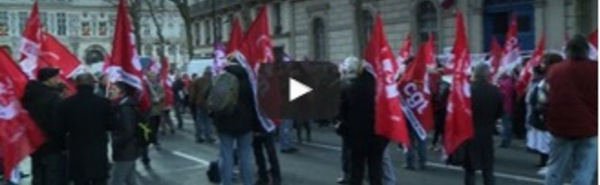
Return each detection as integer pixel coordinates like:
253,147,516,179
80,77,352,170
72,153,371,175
169,0,194,60
145,0,166,59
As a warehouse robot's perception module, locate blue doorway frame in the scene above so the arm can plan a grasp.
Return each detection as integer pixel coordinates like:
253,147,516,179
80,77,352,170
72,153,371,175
484,0,535,52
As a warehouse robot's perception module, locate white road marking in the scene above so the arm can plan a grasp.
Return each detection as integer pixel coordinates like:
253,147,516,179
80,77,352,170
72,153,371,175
303,142,546,184
171,150,210,166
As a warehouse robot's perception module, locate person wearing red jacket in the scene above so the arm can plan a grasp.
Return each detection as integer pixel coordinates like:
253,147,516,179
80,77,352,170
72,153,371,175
543,35,598,185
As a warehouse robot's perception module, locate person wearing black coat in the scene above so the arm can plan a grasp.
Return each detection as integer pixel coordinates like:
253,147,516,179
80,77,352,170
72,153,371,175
110,82,142,185
463,63,503,185
171,76,186,129
212,64,255,185
339,69,389,185
21,68,68,185
56,74,116,185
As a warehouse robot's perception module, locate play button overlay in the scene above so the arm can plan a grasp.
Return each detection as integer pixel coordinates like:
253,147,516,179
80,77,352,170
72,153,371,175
257,61,341,120
289,78,312,101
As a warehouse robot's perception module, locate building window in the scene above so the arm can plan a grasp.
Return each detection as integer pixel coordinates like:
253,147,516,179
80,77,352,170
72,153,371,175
416,1,437,43
363,10,374,40
194,22,200,46
144,45,153,56
98,22,107,36
215,17,222,41
312,18,326,60
143,23,151,36
68,14,79,36
204,20,211,45
18,12,27,34
0,11,8,36
81,22,90,36
56,12,67,36
273,3,282,34
40,12,47,31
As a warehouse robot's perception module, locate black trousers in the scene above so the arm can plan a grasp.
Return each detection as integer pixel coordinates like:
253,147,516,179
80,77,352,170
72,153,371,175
73,179,107,185
141,115,161,164
253,133,281,181
463,166,495,185
349,136,388,185
32,153,68,185
432,111,446,146
294,120,311,143
341,136,351,178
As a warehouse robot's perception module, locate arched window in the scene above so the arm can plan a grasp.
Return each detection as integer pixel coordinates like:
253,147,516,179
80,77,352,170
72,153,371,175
417,1,438,43
312,18,326,60
144,45,153,56
363,10,374,40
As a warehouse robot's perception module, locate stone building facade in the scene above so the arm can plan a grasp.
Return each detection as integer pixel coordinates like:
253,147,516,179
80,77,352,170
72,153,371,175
0,0,187,69
191,0,597,62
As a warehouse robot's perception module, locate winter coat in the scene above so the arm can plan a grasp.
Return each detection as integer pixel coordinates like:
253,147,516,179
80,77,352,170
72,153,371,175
172,79,186,102
112,96,141,161
211,65,255,136
338,72,377,139
56,85,116,181
21,81,65,158
498,75,515,115
147,81,165,116
546,59,597,139
189,76,212,110
465,80,503,170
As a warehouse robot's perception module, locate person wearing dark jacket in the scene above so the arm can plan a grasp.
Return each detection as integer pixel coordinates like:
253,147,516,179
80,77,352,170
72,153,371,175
109,82,141,185
56,73,115,185
21,68,68,185
463,63,503,185
212,64,255,185
171,75,185,129
339,62,388,185
544,35,598,185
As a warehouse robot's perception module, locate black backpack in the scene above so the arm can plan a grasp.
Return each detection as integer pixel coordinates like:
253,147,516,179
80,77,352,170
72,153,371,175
206,160,220,183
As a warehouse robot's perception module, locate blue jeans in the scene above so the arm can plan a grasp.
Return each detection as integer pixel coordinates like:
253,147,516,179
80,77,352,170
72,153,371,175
500,114,513,146
405,127,427,168
173,101,185,128
279,120,294,150
219,132,254,185
194,109,213,140
382,146,396,185
545,136,597,185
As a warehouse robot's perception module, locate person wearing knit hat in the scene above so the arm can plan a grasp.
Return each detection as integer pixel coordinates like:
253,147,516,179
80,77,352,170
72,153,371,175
22,67,69,185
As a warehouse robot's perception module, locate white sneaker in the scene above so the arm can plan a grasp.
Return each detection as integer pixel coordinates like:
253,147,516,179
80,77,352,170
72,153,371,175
537,166,549,176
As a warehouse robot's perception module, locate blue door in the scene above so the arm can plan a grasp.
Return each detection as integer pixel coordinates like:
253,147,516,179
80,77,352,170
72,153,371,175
484,0,535,52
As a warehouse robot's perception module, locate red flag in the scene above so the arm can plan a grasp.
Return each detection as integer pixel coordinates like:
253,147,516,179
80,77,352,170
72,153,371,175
398,44,435,141
0,49,46,180
588,29,597,60
107,0,150,112
424,33,436,68
395,34,413,79
516,36,545,97
160,57,173,108
0,50,28,99
19,2,42,79
364,14,410,146
236,6,278,131
444,11,473,156
226,17,244,56
499,14,521,74
489,37,503,77
39,32,84,78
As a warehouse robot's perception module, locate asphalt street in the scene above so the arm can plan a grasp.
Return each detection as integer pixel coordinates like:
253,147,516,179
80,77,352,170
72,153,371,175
18,115,548,185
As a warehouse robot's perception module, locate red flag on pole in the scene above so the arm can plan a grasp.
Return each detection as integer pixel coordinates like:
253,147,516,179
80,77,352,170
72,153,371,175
0,50,29,99
395,34,413,79
588,29,597,60
516,36,545,97
425,33,436,68
39,32,84,78
19,1,42,79
363,14,410,146
107,0,150,111
444,11,474,156
489,37,503,77
398,44,435,141
0,49,46,181
236,6,277,131
160,57,174,108
499,14,521,74
226,17,244,56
